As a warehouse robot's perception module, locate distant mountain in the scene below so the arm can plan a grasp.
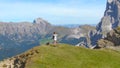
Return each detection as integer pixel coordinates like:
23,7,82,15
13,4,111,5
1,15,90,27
56,24,80,28
56,24,96,28
60,25,96,46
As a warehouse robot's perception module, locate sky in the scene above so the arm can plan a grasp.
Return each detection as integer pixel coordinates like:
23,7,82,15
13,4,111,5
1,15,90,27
0,0,107,25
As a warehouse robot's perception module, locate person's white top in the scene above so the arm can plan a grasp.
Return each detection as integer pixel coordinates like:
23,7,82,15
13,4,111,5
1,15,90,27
53,34,57,41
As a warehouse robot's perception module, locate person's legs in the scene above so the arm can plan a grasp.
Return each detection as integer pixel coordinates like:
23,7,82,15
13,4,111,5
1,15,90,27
54,40,57,46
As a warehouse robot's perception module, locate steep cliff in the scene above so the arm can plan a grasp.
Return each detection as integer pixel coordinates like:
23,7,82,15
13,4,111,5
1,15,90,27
97,0,120,36
88,0,120,46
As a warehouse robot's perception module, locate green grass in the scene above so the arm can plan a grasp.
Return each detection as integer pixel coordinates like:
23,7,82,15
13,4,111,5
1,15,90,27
25,44,120,68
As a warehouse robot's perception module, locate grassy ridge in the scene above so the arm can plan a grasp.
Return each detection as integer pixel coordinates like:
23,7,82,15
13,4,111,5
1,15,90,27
25,44,120,68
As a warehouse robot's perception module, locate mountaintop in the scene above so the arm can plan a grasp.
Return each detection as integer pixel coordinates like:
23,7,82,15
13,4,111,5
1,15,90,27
1,44,120,68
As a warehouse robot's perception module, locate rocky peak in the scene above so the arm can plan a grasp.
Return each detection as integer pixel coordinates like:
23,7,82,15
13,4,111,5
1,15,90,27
33,18,50,25
96,0,120,35
33,18,52,33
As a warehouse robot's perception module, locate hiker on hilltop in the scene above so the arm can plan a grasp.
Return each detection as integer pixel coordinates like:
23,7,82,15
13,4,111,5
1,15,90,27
52,32,58,45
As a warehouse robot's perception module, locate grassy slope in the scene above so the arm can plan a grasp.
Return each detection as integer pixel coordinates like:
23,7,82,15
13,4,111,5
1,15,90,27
25,44,120,68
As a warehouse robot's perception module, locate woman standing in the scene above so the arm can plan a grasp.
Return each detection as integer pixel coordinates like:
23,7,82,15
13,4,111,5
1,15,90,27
52,32,58,46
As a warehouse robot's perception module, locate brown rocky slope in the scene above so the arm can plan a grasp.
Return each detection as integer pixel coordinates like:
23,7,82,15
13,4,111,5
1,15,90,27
97,27,120,49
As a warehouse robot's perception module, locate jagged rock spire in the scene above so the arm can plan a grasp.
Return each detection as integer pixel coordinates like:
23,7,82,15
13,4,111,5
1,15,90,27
97,0,120,34
89,0,120,46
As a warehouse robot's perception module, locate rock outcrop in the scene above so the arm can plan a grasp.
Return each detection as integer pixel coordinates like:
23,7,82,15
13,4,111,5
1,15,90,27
0,48,39,68
97,27,120,48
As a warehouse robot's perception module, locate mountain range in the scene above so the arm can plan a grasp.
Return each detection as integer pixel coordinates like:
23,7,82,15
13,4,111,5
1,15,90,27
0,18,95,60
